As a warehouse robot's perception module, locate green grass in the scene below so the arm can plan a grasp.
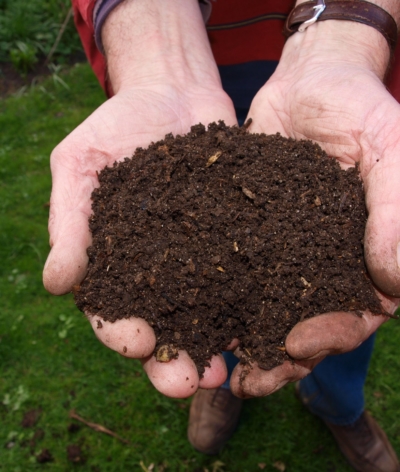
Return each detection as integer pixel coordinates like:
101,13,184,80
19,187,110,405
0,64,399,472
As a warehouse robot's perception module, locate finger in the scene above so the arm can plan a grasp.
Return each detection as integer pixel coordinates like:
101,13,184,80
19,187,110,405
224,338,239,351
364,187,400,298
141,350,199,398
43,174,94,294
89,315,156,358
43,209,91,295
230,358,322,399
43,140,110,295
363,113,400,297
245,87,287,137
286,311,388,361
198,354,228,389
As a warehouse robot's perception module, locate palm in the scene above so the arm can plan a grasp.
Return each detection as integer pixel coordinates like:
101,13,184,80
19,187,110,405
229,62,400,398
248,61,400,297
250,63,394,162
44,84,237,397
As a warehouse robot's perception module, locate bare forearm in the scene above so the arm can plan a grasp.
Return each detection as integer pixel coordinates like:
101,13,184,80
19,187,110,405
102,0,220,93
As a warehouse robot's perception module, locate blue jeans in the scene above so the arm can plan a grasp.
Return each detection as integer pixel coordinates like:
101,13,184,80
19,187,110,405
222,333,375,426
218,60,376,427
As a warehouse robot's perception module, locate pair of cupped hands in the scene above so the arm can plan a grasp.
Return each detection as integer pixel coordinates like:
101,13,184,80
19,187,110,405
43,23,400,399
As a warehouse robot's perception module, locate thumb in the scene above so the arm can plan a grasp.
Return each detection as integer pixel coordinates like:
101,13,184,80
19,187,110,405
43,210,91,295
285,311,388,361
363,105,400,297
43,145,100,295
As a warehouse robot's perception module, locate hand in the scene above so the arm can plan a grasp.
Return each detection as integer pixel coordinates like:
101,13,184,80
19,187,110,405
230,19,400,398
43,0,237,398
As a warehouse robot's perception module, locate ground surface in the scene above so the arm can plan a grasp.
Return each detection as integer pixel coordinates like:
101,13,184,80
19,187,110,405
75,121,382,375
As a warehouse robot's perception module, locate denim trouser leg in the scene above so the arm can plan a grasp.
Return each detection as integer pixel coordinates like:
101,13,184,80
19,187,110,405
297,333,376,425
221,333,375,425
221,351,240,389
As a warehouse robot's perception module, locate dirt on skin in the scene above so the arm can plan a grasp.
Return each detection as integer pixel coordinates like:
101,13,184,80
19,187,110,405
74,121,383,375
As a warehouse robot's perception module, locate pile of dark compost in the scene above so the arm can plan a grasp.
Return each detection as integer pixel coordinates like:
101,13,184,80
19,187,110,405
74,121,382,375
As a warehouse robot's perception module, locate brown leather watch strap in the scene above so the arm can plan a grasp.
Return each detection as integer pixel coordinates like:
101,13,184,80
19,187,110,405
284,0,398,53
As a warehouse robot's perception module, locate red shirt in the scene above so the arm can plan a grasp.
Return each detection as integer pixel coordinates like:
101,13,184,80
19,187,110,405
72,0,400,101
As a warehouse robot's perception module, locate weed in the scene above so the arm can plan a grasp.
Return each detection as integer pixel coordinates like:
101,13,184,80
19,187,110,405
9,41,38,76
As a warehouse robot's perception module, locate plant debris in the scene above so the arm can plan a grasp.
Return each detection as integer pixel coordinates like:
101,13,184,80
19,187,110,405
21,408,41,428
68,409,130,444
36,448,53,463
67,444,86,463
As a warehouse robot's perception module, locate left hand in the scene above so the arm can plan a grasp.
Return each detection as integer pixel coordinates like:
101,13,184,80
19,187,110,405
230,20,400,398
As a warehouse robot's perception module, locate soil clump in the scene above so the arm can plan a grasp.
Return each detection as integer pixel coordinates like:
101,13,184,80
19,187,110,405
74,121,382,375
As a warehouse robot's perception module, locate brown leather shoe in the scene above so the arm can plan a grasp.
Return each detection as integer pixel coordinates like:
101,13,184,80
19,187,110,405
295,381,399,472
325,412,400,472
188,387,243,454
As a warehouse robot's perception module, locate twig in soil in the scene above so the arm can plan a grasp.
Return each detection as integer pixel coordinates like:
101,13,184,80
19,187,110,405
243,118,253,129
384,311,399,320
300,189,312,199
68,409,130,444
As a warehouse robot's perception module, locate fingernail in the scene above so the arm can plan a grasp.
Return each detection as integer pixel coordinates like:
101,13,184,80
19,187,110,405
306,349,329,360
269,380,289,395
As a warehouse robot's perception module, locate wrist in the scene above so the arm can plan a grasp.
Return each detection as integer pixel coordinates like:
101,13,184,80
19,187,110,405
289,0,400,79
286,17,388,79
102,0,222,94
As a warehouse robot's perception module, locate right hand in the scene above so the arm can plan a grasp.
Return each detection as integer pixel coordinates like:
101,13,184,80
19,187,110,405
43,81,237,397
44,0,238,398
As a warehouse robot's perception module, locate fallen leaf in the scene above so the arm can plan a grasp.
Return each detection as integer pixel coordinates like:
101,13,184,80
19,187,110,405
206,151,222,167
21,408,41,428
212,460,225,472
242,187,256,200
258,464,266,470
273,461,286,472
36,449,53,463
139,461,154,472
67,444,85,463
